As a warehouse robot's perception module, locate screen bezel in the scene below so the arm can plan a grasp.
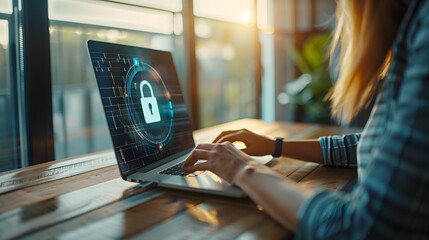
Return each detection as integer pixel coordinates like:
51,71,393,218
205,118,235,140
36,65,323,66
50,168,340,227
87,40,195,179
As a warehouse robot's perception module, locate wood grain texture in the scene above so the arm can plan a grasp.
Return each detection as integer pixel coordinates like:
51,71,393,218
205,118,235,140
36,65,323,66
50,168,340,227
0,178,140,239
0,119,360,239
0,150,117,194
0,166,120,213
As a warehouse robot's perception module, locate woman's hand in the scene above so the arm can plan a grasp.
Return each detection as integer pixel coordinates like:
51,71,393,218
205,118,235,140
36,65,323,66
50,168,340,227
213,129,275,156
182,141,310,231
182,142,264,184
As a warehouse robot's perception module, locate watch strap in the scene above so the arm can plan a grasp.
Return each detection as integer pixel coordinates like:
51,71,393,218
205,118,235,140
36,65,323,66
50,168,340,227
272,137,284,158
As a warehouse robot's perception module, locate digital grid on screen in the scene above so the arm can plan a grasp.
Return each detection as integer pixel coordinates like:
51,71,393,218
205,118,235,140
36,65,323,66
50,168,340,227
89,45,194,178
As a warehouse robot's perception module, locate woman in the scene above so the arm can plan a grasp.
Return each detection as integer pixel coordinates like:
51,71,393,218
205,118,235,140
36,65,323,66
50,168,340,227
183,0,429,239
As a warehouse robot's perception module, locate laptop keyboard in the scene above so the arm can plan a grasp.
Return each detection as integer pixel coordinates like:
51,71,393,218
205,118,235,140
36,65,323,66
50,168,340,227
159,161,187,176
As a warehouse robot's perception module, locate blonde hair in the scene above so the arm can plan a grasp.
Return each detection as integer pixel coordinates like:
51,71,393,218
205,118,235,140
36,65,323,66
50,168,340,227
329,0,402,122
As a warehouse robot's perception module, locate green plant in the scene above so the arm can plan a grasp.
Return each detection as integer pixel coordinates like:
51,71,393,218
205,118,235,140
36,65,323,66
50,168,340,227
283,33,333,123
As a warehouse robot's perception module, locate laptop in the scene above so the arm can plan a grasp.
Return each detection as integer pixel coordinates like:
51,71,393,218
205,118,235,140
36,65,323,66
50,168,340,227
87,40,272,197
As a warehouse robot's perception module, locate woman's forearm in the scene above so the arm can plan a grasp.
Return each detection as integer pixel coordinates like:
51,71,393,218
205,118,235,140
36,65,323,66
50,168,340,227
281,139,324,164
212,129,324,164
234,164,313,231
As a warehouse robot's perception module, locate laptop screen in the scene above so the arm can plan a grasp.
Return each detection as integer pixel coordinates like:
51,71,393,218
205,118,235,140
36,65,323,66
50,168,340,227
87,40,195,179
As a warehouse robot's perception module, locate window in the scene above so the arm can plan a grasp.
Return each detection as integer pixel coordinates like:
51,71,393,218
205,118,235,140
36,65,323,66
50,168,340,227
0,0,20,172
195,18,257,127
194,0,258,128
0,0,338,171
49,0,183,159
0,0,12,14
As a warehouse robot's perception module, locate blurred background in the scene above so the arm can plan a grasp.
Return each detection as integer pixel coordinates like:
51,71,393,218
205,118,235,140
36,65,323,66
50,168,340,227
0,0,340,172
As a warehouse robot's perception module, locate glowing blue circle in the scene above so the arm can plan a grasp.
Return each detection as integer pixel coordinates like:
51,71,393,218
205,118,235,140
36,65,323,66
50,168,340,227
124,61,173,146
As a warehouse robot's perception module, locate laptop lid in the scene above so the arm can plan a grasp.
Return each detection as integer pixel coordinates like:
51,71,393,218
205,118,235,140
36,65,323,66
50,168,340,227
87,40,195,180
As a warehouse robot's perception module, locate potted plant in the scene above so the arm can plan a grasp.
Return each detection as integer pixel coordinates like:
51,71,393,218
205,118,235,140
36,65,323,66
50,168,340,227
279,33,333,124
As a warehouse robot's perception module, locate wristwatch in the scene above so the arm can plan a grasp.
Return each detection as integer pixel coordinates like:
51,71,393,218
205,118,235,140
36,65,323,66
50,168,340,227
272,137,284,158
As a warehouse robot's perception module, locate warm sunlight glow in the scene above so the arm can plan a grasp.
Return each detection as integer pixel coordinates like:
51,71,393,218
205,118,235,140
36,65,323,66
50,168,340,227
194,0,254,25
257,0,272,31
205,171,223,184
186,204,220,226
195,19,212,38
232,141,246,150
239,10,252,25
49,0,174,34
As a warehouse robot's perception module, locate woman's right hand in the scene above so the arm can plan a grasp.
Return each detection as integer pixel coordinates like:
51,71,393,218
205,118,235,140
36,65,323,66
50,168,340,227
213,129,275,156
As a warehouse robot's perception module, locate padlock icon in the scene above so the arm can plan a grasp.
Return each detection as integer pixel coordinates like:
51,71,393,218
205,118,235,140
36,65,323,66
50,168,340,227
140,80,161,124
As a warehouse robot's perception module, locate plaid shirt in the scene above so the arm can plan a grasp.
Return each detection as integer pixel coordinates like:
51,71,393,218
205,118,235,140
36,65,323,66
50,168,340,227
296,0,429,239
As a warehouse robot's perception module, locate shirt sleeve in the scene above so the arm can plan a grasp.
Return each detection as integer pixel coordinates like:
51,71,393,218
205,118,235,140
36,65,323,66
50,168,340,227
295,6,429,239
318,134,361,168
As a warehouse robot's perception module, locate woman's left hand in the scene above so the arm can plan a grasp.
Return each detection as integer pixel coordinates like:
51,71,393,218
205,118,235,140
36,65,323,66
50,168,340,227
182,142,261,184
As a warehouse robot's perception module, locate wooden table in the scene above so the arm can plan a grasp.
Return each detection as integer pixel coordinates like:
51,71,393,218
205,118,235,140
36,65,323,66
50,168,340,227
0,119,359,239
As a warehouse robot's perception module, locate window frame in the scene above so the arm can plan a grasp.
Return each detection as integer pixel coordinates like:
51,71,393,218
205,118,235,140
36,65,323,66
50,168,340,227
19,0,54,165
